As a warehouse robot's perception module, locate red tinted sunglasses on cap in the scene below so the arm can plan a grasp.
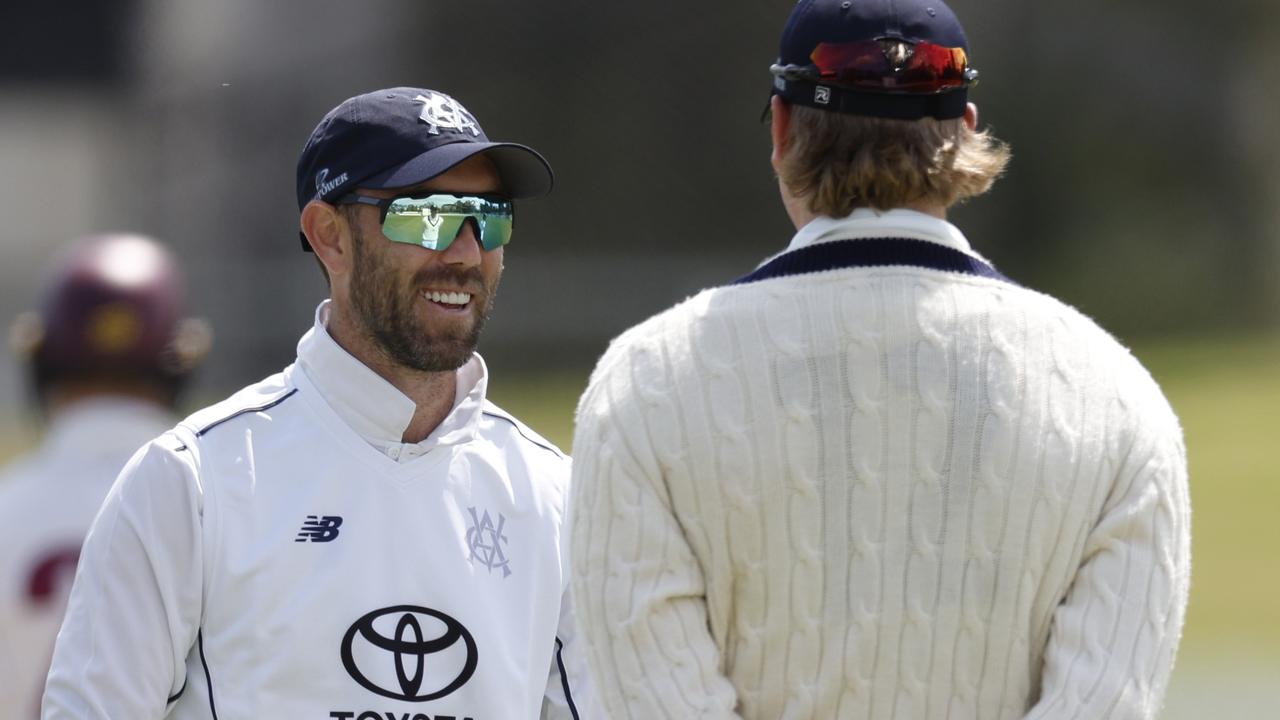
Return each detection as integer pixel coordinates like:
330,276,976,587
810,40,976,93
769,39,978,119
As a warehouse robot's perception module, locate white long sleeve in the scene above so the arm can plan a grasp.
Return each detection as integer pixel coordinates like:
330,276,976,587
570,257,1190,719
43,436,204,718
1024,406,1190,719
572,358,742,717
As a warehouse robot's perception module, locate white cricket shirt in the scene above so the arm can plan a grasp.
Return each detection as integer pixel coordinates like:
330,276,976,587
44,302,591,720
0,398,174,718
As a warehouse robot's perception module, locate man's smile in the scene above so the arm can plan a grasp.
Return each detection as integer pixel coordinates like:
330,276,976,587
423,289,473,308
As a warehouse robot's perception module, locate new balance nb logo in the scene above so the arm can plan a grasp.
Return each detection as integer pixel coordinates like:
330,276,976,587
296,515,343,542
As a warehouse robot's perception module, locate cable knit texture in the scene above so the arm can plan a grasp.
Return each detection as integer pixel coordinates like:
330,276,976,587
569,220,1190,720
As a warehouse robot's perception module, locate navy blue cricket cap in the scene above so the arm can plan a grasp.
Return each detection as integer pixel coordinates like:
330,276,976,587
769,0,977,120
295,87,554,251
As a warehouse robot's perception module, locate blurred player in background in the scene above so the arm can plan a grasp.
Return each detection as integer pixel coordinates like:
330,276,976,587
0,233,209,718
569,0,1191,717
44,87,593,719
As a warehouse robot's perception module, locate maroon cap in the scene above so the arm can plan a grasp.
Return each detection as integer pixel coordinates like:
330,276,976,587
13,234,210,387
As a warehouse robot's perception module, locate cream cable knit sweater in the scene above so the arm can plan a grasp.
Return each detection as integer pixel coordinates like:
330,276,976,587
569,211,1190,719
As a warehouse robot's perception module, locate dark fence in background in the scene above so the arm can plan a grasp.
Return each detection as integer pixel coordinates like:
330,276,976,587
1,0,1276,402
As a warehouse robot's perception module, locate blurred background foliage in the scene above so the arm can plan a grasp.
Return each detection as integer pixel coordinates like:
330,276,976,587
1,0,1276,715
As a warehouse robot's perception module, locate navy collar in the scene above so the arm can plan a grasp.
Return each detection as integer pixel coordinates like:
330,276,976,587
733,237,1015,286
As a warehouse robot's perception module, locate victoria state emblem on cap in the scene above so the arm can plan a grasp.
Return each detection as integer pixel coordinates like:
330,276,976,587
414,91,481,137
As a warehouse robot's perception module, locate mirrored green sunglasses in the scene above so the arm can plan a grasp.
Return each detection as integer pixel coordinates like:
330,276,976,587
337,192,514,251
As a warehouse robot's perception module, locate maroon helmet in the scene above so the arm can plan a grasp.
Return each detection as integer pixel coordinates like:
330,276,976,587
10,234,211,407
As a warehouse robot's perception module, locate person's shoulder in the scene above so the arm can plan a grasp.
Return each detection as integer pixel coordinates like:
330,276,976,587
592,288,721,372
1009,286,1145,362
1007,286,1180,430
95,376,300,509
478,401,572,508
479,401,569,465
176,370,299,442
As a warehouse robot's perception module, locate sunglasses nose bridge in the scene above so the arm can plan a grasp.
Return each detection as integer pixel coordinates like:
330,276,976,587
439,216,485,259
460,215,485,248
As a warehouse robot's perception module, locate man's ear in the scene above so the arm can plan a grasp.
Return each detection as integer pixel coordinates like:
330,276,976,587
964,102,979,132
300,200,353,277
769,95,792,174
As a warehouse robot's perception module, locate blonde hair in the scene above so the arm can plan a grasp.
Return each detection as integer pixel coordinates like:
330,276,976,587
778,104,1011,215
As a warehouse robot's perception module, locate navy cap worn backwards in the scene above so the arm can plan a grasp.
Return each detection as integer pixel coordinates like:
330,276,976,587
295,87,554,251
770,0,976,120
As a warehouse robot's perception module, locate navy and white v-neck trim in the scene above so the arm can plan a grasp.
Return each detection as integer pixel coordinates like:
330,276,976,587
737,208,1011,285
734,236,1013,286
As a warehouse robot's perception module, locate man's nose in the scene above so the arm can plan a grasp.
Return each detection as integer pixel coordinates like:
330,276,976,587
440,218,483,266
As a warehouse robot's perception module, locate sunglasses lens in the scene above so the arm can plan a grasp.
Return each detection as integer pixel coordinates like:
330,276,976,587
479,213,512,251
381,208,432,246
811,41,970,93
381,195,514,251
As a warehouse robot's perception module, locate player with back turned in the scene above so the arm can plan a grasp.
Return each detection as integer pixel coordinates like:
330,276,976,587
569,1,1190,718
43,88,594,719
0,234,209,718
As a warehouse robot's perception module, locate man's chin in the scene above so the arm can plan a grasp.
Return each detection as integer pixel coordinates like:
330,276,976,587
383,305,487,372
399,335,480,373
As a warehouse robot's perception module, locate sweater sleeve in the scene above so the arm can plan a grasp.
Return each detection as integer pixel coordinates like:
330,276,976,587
1024,409,1191,720
42,433,204,719
569,342,742,719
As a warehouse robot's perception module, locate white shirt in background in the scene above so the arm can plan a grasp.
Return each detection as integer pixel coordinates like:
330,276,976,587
0,397,173,719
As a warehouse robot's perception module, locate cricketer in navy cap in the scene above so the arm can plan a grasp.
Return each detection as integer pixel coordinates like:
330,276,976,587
770,0,977,120
567,0,1189,718
42,84,596,718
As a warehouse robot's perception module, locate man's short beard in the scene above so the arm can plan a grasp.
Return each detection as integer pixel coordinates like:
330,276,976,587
348,222,498,373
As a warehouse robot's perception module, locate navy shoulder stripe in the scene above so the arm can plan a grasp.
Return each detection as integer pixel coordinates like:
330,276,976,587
482,411,564,458
195,388,299,438
732,237,1015,286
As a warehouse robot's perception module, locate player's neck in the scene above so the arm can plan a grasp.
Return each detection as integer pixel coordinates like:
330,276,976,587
785,197,950,231
323,305,458,444
397,372,457,444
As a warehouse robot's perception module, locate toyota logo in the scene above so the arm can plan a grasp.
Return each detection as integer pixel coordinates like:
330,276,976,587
341,605,478,701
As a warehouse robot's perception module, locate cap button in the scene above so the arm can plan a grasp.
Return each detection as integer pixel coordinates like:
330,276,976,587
926,7,937,16
841,1,852,8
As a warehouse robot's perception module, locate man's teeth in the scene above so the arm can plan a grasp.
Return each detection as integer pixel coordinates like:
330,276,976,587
425,290,471,306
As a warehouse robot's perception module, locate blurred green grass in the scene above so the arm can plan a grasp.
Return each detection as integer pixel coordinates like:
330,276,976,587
488,370,588,450
492,333,1280,665
1132,332,1280,662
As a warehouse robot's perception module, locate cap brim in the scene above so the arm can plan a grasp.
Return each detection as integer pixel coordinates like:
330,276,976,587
361,141,554,199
